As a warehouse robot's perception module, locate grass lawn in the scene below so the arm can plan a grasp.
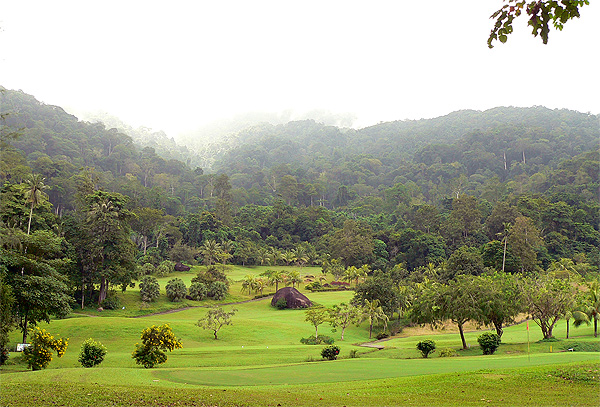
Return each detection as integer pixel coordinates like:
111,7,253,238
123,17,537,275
2,265,599,406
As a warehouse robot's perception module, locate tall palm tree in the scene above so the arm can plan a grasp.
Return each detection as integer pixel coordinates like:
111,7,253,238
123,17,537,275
361,299,389,339
269,270,286,292
573,280,600,337
24,174,48,235
287,270,302,289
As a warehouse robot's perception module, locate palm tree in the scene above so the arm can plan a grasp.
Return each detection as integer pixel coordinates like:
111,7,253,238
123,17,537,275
573,280,600,337
24,174,48,235
253,278,266,296
201,240,222,266
281,250,297,266
241,275,256,295
497,222,511,272
361,299,389,339
287,270,302,289
268,270,285,292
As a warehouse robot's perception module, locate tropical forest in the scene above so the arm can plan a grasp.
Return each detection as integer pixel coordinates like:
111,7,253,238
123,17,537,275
1,82,599,407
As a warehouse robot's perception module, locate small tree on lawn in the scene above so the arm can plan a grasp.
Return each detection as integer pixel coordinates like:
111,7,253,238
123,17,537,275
22,327,68,370
197,306,237,340
416,339,436,358
329,302,361,341
305,307,330,339
132,324,182,368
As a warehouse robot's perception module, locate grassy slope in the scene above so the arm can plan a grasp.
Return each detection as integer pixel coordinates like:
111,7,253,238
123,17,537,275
2,265,599,406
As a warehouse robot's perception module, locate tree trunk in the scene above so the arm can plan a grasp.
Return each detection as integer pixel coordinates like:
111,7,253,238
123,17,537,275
369,320,373,339
315,326,319,339
21,312,29,343
494,321,504,338
81,281,85,309
594,318,598,338
143,235,148,255
27,203,34,235
213,330,218,340
98,277,108,305
502,238,507,272
341,327,346,341
458,323,467,349
566,318,570,339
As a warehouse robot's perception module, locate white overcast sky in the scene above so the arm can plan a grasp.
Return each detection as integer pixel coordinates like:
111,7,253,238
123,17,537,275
1,1,599,136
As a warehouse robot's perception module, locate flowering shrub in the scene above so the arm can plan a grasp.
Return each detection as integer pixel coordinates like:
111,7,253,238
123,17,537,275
321,345,340,360
22,327,68,370
78,338,107,367
132,324,182,368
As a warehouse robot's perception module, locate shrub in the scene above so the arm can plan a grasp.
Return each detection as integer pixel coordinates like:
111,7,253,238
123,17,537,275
188,282,208,301
139,276,160,302
156,260,175,277
22,327,68,370
300,335,335,345
478,332,501,355
321,345,340,360
100,295,121,310
78,338,107,368
439,348,457,357
349,349,359,358
305,281,323,291
139,263,156,276
131,324,182,368
165,278,187,302
376,331,389,340
416,339,436,358
275,298,288,309
209,281,228,300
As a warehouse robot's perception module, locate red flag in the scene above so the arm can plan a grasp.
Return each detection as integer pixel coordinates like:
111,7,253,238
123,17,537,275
527,320,529,330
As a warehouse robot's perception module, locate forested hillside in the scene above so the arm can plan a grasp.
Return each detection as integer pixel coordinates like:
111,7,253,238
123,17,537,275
1,86,599,351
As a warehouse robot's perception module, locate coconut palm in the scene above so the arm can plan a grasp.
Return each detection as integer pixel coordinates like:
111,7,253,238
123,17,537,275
287,270,302,289
24,174,49,235
361,299,389,339
573,280,600,337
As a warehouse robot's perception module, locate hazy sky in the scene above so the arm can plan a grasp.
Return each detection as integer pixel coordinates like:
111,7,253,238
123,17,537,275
1,1,599,136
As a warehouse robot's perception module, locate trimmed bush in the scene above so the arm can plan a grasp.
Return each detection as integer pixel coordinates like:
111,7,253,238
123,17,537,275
78,338,107,367
478,332,501,355
439,348,457,357
165,278,187,302
321,345,340,360
300,335,335,345
139,276,160,302
188,282,208,301
209,281,228,300
416,339,436,358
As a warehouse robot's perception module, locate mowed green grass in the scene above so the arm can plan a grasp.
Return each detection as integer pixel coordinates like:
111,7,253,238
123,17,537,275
2,265,599,406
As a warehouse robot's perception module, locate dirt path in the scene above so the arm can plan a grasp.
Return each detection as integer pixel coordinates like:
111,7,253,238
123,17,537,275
131,296,270,318
355,337,393,350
